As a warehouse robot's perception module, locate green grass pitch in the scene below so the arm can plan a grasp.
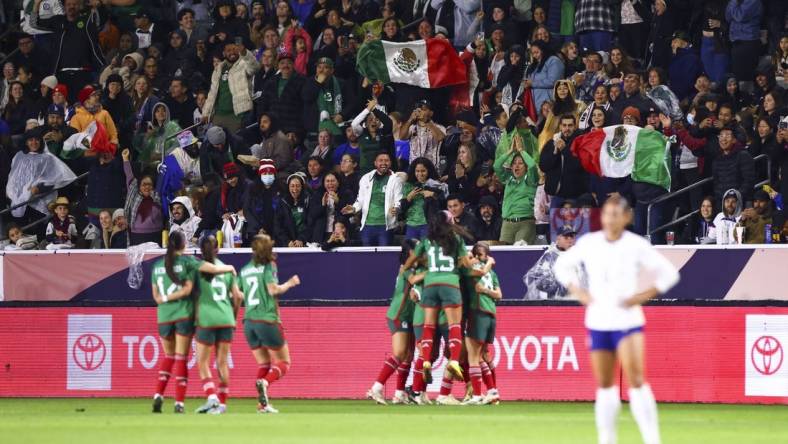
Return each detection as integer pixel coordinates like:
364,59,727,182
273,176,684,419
1,398,786,443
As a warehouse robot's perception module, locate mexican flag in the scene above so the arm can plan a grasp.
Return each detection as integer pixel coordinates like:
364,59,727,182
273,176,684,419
62,121,114,159
356,38,467,89
570,125,672,191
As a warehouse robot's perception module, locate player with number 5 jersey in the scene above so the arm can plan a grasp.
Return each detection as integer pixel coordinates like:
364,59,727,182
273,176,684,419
149,230,237,414
194,235,243,415
239,234,301,413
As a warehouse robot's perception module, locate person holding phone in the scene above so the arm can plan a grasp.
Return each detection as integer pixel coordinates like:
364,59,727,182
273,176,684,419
398,157,445,240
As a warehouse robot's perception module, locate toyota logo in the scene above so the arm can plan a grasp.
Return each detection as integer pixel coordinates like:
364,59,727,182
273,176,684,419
751,335,783,376
72,334,107,371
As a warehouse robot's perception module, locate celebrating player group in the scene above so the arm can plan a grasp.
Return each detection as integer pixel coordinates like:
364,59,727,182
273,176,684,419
149,230,300,414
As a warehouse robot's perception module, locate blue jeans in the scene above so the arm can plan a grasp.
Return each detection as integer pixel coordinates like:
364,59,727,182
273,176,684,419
578,31,613,52
361,225,393,246
700,36,730,85
404,224,428,240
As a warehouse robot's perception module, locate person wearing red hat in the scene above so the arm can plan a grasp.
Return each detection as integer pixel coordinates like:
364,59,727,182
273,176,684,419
70,84,119,148
51,84,74,122
242,159,279,243
621,106,641,126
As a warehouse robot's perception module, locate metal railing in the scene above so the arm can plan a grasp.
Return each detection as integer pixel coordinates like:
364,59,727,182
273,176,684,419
646,154,770,237
0,172,89,217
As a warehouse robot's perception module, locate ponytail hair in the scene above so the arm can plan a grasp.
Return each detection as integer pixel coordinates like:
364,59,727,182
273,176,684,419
165,230,186,285
199,234,218,280
251,234,276,265
427,211,469,257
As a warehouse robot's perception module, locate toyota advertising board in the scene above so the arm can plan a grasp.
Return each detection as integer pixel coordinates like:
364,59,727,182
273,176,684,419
1,306,788,403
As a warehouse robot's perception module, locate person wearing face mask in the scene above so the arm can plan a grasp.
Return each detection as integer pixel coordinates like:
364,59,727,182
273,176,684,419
242,159,280,243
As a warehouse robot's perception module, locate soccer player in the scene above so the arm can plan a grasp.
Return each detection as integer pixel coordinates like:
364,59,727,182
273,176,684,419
150,230,236,414
464,242,502,405
367,239,418,405
554,196,679,444
404,211,472,390
239,234,301,413
194,235,243,415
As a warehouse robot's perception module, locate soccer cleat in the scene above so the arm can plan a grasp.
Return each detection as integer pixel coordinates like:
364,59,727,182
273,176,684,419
391,391,411,405
446,360,464,380
256,379,270,409
257,402,279,414
462,395,485,406
412,392,432,405
152,395,163,413
208,405,227,415
436,395,462,405
174,403,185,414
422,361,433,385
483,389,501,405
195,398,219,414
366,387,387,405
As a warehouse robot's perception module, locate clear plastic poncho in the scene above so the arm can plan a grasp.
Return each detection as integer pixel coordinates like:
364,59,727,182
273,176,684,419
6,149,77,217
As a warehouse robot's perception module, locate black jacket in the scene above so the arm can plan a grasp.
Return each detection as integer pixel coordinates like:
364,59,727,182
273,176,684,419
162,94,197,130
768,137,788,198
539,132,588,199
85,155,126,210
274,193,313,246
260,73,305,134
30,6,107,72
712,149,756,204
243,184,278,238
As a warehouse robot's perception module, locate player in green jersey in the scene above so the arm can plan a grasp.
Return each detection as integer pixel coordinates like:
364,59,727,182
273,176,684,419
463,242,502,405
194,235,243,415
404,211,473,383
150,230,237,414
239,234,300,413
366,239,418,405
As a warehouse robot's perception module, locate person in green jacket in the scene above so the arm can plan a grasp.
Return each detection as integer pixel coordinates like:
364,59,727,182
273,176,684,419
134,102,182,168
494,112,539,245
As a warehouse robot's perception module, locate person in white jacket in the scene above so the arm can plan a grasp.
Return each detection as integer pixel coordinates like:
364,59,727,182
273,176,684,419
708,188,742,245
554,196,679,444
169,195,202,248
341,151,402,246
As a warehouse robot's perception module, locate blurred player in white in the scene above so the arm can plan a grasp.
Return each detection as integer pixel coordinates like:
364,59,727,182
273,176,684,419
554,196,679,444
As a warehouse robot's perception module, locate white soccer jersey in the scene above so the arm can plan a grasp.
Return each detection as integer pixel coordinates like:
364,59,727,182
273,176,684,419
554,231,679,331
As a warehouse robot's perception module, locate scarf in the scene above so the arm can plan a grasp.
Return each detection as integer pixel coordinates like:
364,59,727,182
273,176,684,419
137,196,154,222
317,76,342,134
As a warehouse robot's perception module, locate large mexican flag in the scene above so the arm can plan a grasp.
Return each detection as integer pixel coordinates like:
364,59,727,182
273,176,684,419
356,38,467,88
570,125,672,190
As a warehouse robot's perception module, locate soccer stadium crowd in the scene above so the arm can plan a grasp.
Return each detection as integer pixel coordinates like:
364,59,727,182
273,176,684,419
0,0,787,250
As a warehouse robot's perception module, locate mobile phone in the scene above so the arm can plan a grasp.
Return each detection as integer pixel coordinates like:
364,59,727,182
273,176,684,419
779,117,788,130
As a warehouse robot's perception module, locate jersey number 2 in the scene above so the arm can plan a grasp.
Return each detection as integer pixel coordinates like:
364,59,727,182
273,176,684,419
245,277,260,306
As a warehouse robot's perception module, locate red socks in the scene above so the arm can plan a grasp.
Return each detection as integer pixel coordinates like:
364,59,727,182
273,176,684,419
264,361,290,384
173,354,188,403
419,324,436,362
217,382,228,405
480,361,496,390
257,363,271,380
470,366,482,396
202,377,216,397
448,324,462,361
396,361,411,391
412,358,425,392
155,354,175,396
376,356,400,385
439,375,453,396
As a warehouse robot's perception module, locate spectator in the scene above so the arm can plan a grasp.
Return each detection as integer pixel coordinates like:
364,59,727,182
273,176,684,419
301,57,351,137
208,0,251,48
321,219,350,250
11,34,50,85
769,119,788,198
578,84,612,130
220,162,249,220
680,196,716,244
240,112,298,184
525,40,565,112
574,0,616,52
274,173,312,247
132,9,166,51
162,78,197,129
338,153,360,202
398,157,445,239
84,146,124,222
539,114,587,209
447,194,481,243
122,149,163,246
305,156,325,192
40,104,77,159
176,8,209,51
493,126,539,245
30,0,107,102
398,99,446,169
260,55,305,135
202,41,260,133
3,81,36,136
200,126,233,178
283,22,313,76
311,171,353,243
712,125,755,205
572,51,608,103
342,152,402,246
89,209,113,249
604,46,635,82
351,97,395,175
310,129,334,161
447,142,482,206
332,125,360,168
475,195,503,243
721,75,754,113
699,0,730,85
725,0,763,91
523,225,577,300
161,31,196,83
131,76,160,137
101,74,134,150
668,31,704,102
134,102,182,166
44,196,78,249
750,117,778,185
70,85,120,149
538,79,585,148
759,91,785,130
611,73,655,123
709,188,742,244
169,195,202,247
243,159,279,241
157,132,202,215
739,189,773,244
110,208,128,248
430,0,482,49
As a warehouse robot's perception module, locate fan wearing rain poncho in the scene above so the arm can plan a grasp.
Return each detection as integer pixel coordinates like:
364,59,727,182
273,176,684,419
6,129,77,220
134,102,183,168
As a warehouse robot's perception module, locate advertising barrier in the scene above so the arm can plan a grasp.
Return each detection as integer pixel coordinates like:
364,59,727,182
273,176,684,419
2,306,787,403
2,246,788,302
